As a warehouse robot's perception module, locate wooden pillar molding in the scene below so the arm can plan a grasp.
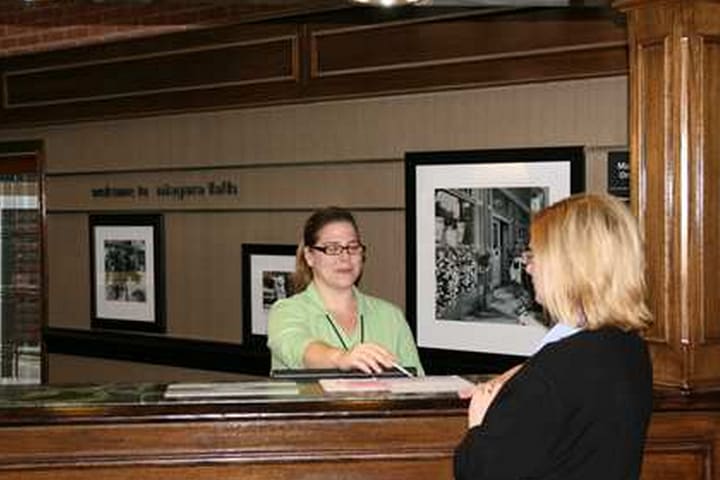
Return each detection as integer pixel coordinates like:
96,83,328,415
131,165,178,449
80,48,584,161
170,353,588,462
615,0,720,391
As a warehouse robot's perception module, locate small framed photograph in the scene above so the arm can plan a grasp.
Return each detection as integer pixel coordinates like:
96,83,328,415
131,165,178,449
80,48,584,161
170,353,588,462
406,147,585,358
89,214,165,332
242,243,297,348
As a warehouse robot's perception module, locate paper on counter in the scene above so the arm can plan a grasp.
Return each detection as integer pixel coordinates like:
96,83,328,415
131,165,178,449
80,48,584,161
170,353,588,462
164,381,299,399
387,375,475,394
319,375,473,394
318,378,388,393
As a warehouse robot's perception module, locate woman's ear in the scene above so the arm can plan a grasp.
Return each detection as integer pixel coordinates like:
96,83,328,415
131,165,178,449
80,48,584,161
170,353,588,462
303,246,315,268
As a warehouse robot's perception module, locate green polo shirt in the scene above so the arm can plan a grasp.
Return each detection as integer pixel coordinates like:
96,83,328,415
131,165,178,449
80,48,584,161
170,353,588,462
267,282,424,375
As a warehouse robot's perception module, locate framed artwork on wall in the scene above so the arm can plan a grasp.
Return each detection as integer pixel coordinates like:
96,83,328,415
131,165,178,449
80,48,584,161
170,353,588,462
405,147,585,369
242,243,297,349
89,214,166,333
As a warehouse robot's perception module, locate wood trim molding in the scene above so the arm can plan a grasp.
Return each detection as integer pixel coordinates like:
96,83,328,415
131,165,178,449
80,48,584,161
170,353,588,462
642,441,712,480
4,35,299,109
618,0,720,391
312,41,626,79
0,7,627,127
310,8,626,77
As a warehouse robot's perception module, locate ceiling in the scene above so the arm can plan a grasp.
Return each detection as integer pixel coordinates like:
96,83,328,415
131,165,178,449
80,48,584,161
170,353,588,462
0,0,350,58
0,0,611,59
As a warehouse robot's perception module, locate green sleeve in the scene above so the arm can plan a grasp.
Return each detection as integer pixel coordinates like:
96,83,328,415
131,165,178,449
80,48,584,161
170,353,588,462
390,306,425,376
267,298,315,369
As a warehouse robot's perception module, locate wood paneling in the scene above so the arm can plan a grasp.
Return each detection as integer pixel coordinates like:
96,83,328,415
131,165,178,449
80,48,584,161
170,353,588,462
702,39,720,345
642,447,709,480
0,389,718,480
0,0,346,59
5,37,298,108
637,29,684,386
691,20,720,384
312,10,626,75
642,409,718,480
304,45,628,99
0,23,304,126
619,0,720,391
0,460,453,480
0,392,466,480
0,8,627,127
306,9,627,98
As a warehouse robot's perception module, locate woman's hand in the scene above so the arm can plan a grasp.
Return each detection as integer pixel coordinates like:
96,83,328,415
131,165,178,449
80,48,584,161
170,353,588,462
463,364,523,428
335,343,395,374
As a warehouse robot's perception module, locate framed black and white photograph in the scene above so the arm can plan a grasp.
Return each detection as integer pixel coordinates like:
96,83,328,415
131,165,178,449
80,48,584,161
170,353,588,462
242,243,297,348
90,214,165,333
406,147,585,360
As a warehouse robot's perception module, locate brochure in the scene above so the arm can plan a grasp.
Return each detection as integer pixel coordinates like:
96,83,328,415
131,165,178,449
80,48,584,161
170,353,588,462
164,381,299,399
318,375,474,394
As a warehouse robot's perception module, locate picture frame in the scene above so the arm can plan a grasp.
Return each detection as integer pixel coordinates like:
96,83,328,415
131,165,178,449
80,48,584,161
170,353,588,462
405,147,585,367
242,243,297,349
89,214,166,333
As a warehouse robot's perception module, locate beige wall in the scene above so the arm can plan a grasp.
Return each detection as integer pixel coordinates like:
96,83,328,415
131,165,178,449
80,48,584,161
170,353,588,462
0,76,628,382
36,77,626,171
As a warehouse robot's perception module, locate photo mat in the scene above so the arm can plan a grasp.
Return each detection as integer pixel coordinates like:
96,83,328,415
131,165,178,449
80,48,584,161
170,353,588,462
406,147,585,359
242,244,297,349
90,214,165,333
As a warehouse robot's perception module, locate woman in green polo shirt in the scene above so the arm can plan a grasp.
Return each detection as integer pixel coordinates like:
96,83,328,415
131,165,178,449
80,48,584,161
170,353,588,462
267,207,423,375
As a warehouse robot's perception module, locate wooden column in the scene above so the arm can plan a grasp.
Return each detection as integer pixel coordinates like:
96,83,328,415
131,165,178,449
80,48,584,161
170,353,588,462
615,0,720,391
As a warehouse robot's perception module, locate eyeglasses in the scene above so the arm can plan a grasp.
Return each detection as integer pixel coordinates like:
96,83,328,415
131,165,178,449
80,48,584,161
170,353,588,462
522,249,534,265
310,243,366,256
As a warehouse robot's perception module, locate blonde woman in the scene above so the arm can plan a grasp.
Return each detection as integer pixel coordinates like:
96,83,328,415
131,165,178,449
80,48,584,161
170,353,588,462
267,207,423,375
455,194,653,480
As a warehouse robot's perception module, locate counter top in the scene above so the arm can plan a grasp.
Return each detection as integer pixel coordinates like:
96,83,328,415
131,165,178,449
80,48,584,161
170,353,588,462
1,375,718,427
0,380,470,426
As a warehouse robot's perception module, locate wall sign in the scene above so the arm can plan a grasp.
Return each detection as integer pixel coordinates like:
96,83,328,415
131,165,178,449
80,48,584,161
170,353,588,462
91,181,239,200
607,151,630,199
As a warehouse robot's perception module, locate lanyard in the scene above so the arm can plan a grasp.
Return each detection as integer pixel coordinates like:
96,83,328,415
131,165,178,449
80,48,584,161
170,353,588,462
325,314,364,351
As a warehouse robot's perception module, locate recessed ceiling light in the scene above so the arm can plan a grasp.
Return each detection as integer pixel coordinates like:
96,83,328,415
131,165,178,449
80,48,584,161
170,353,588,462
351,0,429,6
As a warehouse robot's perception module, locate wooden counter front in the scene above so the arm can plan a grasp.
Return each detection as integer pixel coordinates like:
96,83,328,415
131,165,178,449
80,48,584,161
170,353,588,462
0,382,467,480
0,382,718,479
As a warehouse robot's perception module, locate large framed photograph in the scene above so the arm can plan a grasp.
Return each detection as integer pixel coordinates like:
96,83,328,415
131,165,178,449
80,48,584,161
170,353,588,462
90,214,165,333
406,147,585,362
242,243,297,349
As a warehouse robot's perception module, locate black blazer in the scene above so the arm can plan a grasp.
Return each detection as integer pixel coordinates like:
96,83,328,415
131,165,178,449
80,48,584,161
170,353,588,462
455,327,653,480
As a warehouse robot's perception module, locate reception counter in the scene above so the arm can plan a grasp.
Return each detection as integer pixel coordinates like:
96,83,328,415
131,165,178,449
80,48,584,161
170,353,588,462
0,381,718,479
0,380,468,480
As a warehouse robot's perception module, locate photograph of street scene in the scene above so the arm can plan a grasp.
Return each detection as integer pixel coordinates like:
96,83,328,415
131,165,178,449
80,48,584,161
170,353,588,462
434,187,550,328
103,239,147,304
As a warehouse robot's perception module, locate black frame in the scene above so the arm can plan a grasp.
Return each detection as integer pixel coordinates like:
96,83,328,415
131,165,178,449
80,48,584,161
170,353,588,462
241,243,297,350
89,214,166,333
45,327,270,376
405,146,585,374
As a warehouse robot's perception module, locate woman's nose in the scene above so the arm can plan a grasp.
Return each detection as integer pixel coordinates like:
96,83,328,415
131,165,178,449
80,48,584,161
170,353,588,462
525,262,534,275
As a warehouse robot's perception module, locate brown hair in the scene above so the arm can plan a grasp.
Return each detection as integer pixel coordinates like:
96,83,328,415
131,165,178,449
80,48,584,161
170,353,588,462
529,194,651,331
292,206,361,292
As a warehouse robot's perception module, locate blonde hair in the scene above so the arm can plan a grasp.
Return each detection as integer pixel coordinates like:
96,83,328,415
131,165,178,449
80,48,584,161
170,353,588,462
529,194,651,331
292,207,361,292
